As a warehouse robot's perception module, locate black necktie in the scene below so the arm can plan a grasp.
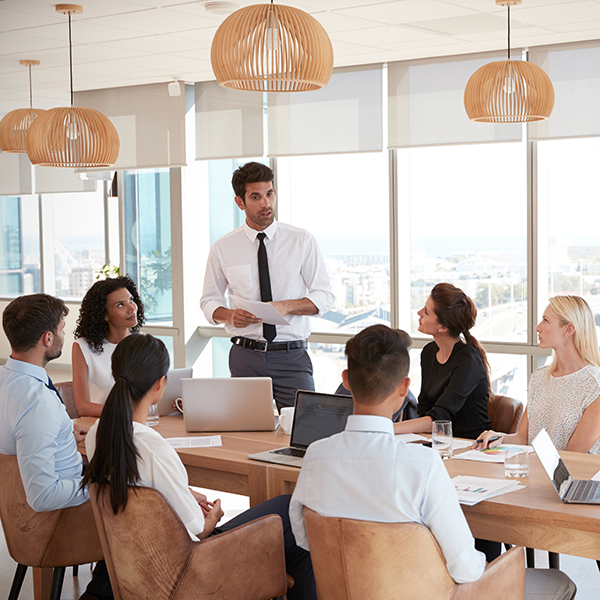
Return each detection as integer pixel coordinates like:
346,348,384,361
46,377,64,404
257,232,277,343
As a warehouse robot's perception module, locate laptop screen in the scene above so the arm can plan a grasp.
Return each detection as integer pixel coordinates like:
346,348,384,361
531,428,573,500
289,391,353,449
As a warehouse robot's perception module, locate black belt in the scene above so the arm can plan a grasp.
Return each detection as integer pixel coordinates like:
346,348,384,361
231,336,307,352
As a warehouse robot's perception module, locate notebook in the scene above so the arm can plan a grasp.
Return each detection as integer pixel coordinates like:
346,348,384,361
248,390,354,468
157,368,193,416
179,377,276,432
532,428,600,504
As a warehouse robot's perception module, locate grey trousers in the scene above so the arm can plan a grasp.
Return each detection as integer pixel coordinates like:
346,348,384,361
525,568,577,600
229,343,314,411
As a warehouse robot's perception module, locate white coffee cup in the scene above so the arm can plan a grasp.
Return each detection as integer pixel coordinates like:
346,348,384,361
279,407,295,435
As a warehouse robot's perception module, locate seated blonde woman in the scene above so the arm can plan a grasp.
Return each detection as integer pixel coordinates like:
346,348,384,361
475,295,600,453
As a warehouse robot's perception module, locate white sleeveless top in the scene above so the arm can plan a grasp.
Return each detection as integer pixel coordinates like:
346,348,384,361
74,338,116,405
528,364,600,454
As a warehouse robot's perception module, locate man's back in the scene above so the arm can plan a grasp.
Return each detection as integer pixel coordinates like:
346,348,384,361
290,414,486,584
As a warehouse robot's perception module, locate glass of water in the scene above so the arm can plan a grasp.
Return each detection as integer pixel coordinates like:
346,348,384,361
146,403,160,427
432,420,453,458
504,448,529,478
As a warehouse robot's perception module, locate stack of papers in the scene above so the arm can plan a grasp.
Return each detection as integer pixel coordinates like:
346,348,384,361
166,435,223,449
452,475,525,506
455,444,534,463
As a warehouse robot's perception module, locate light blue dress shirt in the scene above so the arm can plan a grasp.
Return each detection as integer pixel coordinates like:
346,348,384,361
0,357,88,511
289,414,486,584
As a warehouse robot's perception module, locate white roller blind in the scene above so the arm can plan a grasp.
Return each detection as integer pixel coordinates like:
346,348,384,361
529,42,600,141
76,82,186,170
195,81,264,160
388,52,521,148
0,153,32,195
35,167,96,194
268,65,383,157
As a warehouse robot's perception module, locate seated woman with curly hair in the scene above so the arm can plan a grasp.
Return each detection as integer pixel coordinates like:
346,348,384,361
72,276,145,417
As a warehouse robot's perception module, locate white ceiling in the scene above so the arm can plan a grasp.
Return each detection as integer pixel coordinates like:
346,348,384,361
1,0,600,118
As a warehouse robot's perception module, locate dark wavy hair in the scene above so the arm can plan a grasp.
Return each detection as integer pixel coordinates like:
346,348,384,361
231,162,274,201
345,325,412,405
430,282,490,385
74,276,145,354
81,334,170,514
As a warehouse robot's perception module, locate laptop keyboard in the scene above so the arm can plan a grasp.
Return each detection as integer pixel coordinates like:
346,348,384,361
271,447,306,458
571,479,600,502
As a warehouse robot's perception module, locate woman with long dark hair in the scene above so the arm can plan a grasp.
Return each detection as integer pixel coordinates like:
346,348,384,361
82,334,316,599
73,276,145,417
394,282,491,439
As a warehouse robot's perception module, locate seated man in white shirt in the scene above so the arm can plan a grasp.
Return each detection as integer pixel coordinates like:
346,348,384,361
289,324,576,599
0,294,112,600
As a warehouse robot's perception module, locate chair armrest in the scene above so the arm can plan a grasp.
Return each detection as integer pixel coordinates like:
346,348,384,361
454,546,525,600
176,514,288,600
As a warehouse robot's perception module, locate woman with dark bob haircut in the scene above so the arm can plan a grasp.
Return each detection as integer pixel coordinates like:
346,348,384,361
83,334,316,600
394,282,491,440
72,276,145,417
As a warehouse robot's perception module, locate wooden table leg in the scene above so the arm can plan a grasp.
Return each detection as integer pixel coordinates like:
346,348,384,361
33,566,53,600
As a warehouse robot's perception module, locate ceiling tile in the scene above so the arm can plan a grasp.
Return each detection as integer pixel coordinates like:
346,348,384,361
331,25,441,46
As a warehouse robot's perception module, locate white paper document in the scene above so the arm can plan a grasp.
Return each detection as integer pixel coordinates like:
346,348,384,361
230,296,290,326
454,445,534,463
452,475,525,506
592,469,600,482
397,433,428,443
166,436,223,449
452,439,476,450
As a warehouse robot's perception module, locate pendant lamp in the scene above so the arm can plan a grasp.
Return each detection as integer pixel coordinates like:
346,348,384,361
464,0,554,123
211,0,334,92
0,60,46,153
26,4,119,168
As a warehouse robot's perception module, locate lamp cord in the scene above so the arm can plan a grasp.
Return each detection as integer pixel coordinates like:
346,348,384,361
68,12,74,106
507,5,511,60
28,64,32,109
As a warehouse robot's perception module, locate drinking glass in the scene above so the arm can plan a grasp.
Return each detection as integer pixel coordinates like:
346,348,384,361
146,403,160,427
432,420,453,458
504,448,529,478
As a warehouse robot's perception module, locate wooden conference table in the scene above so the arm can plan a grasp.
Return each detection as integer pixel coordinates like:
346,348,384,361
78,414,600,562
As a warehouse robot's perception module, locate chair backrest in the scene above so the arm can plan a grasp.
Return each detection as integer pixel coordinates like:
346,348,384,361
55,380,79,418
488,394,524,434
89,484,197,600
304,507,525,600
0,453,102,568
304,508,456,599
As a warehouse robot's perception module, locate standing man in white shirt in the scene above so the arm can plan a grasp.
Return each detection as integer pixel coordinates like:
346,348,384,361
201,162,334,410
289,324,576,599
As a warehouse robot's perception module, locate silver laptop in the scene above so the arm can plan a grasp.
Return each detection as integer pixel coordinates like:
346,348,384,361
157,368,193,416
248,390,354,468
179,377,276,432
532,428,600,504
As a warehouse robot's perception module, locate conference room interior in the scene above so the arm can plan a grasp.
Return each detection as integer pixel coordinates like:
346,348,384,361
3,0,600,598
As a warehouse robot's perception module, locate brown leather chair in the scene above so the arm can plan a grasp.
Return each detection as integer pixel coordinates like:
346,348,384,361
304,507,525,600
55,380,79,418
488,394,524,434
0,454,103,600
89,484,288,600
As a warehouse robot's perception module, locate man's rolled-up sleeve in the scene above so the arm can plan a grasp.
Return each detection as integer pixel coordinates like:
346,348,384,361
201,248,229,324
302,235,334,316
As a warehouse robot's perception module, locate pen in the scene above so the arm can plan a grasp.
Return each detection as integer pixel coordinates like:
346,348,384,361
474,435,502,447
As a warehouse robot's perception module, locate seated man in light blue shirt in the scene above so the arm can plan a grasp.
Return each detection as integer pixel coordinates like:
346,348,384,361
289,324,576,599
0,294,112,600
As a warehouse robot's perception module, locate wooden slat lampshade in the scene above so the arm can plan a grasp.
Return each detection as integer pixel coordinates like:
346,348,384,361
211,3,334,92
26,106,119,168
0,60,46,153
464,59,555,123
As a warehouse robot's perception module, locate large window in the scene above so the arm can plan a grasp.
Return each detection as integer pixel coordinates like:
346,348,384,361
124,169,172,323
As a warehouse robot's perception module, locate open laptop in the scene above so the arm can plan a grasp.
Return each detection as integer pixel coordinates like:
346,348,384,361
532,428,600,504
157,368,193,416
248,390,354,468
179,377,276,432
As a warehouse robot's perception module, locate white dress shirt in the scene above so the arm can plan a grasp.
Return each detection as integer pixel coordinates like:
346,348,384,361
86,420,205,540
201,220,334,342
0,357,88,511
289,414,486,584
